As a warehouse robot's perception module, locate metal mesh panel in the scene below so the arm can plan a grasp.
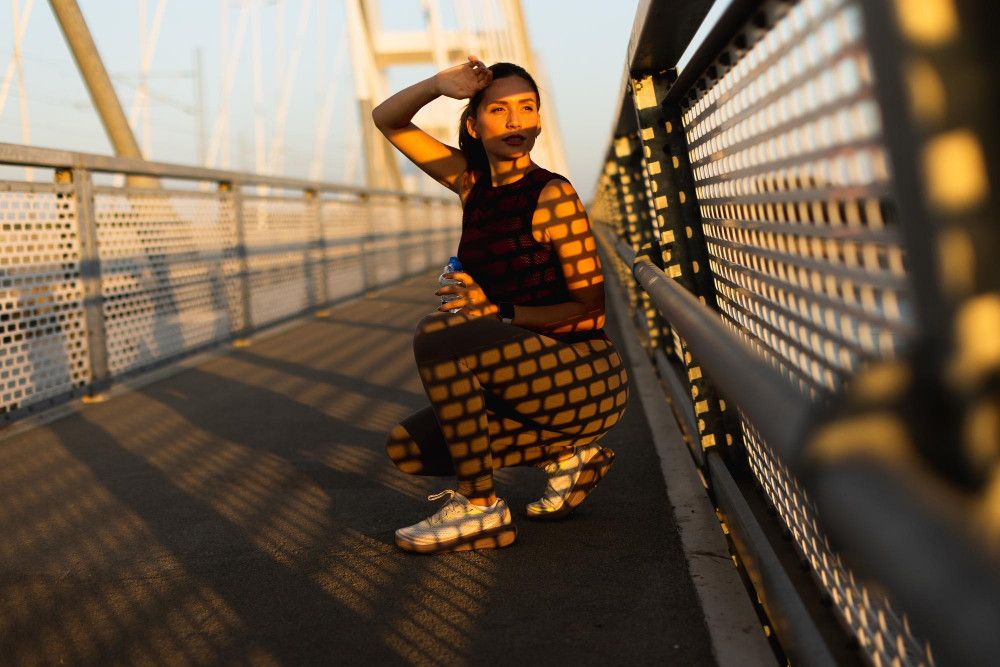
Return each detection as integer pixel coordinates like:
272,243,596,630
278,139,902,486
429,199,462,269
0,183,91,415
741,418,931,665
683,0,913,398
680,0,927,663
93,188,244,376
243,196,322,327
402,200,432,275
321,198,368,301
368,196,405,287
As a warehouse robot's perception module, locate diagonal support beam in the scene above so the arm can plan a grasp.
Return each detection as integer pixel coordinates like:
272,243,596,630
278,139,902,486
49,0,157,187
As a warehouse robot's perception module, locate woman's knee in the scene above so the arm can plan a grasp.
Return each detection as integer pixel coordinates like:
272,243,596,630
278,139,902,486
385,422,412,468
386,421,437,475
413,311,463,363
385,409,454,476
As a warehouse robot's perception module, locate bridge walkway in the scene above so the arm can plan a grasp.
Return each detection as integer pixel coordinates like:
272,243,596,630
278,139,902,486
0,271,718,666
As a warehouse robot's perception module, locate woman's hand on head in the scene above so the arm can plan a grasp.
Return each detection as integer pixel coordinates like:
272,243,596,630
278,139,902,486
434,271,499,319
435,56,493,100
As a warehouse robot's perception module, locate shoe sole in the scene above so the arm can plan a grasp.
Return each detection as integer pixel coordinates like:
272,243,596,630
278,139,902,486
525,447,615,521
396,524,518,554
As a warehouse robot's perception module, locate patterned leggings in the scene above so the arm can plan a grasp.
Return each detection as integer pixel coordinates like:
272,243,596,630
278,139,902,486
386,311,629,499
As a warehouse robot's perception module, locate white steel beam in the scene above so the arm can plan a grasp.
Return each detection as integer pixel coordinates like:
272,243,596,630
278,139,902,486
0,0,34,121
205,4,249,170
310,27,346,182
266,0,312,175
251,3,265,175
9,0,34,180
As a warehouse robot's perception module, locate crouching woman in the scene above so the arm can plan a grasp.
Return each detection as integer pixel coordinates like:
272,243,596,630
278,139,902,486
373,56,629,554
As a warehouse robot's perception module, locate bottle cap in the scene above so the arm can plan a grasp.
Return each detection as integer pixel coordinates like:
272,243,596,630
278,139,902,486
447,256,462,271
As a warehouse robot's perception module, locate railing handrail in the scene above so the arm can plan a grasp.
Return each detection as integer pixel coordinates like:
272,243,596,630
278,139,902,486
0,142,455,203
613,236,813,465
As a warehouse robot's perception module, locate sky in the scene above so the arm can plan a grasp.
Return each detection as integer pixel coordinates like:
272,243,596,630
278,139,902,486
0,0,638,201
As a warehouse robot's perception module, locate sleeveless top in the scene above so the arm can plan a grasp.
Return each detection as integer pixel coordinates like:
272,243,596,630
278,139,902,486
457,167,609,344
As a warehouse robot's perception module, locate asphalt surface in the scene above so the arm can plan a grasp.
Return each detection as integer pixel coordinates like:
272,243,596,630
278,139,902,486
0,273,717,667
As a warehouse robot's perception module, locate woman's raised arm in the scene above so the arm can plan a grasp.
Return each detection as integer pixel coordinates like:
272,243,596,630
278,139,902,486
372,56,493,193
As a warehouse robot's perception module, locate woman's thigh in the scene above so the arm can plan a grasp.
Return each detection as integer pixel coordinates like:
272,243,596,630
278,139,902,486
413,311,629,437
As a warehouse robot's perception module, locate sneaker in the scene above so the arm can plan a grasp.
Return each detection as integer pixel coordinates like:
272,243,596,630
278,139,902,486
525,444,615,521
395,490,517,553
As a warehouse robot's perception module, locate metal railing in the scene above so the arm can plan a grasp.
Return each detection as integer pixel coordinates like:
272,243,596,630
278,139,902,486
595,0,1000,665
0,143,462,423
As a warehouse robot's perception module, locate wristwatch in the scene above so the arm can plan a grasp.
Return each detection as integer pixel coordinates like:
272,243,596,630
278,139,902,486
498,302,515,325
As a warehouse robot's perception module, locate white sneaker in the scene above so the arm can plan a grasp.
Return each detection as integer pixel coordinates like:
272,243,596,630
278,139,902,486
526,444,616,521
395,490,517,553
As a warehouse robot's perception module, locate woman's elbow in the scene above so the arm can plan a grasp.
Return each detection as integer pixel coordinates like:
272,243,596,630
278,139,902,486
584,305,605,330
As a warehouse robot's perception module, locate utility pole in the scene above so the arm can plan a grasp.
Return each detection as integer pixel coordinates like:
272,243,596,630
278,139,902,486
193,47,206,167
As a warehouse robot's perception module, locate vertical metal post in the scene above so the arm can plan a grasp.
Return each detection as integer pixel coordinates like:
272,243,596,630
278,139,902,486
193,48,207,166
308,188,330,308
599,158,640,313
609,133,670,355
398,195,410,278
359,194,375,292
630,70,741,461
67,167,110,392
860,0,1000,481
423,198,434,273
224,181,253,343
606,154,641,314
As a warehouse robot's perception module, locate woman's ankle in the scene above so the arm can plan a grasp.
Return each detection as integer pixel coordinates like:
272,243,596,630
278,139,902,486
466,493,497,507
532,447,576,469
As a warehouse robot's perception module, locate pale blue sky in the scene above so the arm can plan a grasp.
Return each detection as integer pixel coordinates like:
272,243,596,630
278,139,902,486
0,1,637,200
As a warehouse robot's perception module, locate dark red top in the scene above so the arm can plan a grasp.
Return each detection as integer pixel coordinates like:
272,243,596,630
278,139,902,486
457,167,609,343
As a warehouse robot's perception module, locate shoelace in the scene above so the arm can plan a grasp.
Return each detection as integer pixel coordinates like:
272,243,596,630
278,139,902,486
541,453,578,477
547,453,582,477
426,489,472,525
539,455,583,505
539,447,603,506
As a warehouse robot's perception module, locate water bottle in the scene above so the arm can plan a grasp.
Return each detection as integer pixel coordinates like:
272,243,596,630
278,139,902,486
439,256,465,313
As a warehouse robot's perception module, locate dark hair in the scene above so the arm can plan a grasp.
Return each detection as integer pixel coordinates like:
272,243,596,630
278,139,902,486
458,62,541,180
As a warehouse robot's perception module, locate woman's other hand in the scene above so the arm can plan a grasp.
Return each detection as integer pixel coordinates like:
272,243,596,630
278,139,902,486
434,271,499,319
435,56,493,100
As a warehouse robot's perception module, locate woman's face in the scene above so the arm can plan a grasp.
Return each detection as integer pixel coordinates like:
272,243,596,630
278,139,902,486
468,76,541,159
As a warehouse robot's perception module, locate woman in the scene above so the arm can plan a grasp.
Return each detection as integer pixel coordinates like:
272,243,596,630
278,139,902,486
373,56,629,554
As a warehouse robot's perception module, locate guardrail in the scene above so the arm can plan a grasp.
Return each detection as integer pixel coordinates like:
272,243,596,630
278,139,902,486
594,0,1000,665
0,142,462,424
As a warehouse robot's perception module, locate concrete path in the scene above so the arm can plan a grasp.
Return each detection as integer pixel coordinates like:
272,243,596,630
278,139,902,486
0,273,718,666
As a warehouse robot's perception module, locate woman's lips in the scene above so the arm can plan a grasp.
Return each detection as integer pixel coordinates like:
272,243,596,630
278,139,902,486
502,135,525,145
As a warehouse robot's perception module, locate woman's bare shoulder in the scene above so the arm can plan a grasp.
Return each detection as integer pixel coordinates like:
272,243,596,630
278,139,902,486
537,177,577,203
536,178,583,216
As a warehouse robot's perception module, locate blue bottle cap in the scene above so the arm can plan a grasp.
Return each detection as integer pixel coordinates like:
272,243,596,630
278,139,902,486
448,256,462,270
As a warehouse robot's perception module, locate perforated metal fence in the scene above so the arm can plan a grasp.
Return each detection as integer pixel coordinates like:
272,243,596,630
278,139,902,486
596,0,999,665
679,2,927,662
0,146,462,423
93,187,245,377
0,182,90,413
